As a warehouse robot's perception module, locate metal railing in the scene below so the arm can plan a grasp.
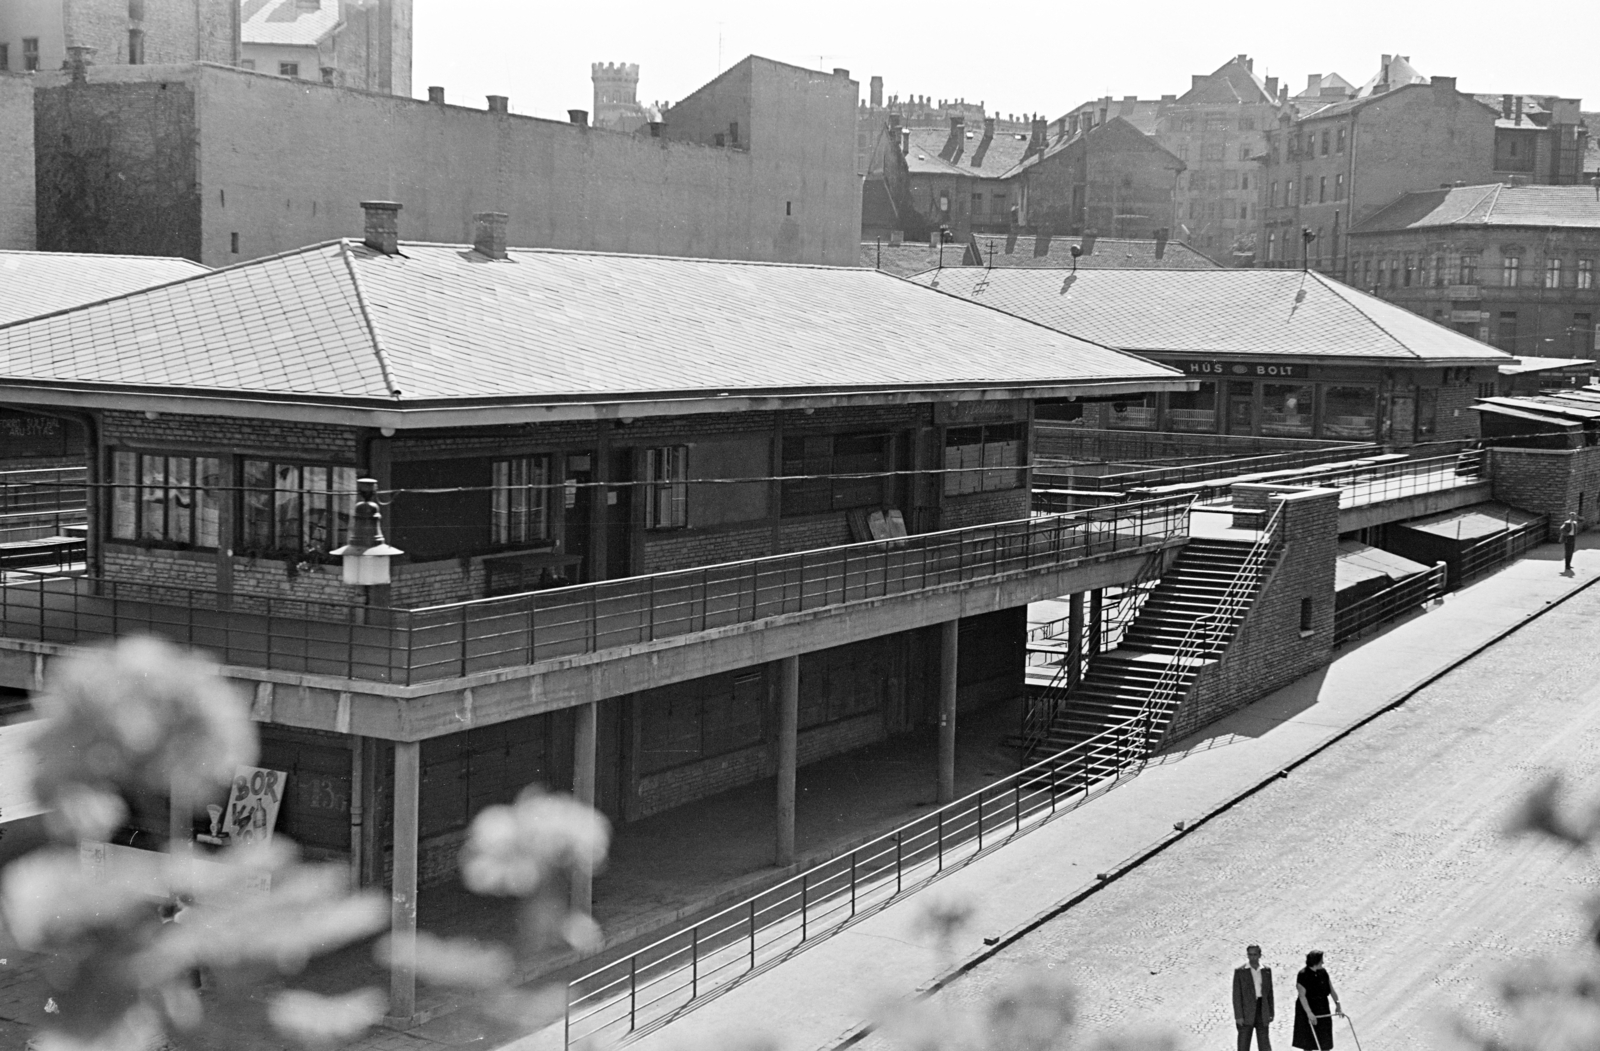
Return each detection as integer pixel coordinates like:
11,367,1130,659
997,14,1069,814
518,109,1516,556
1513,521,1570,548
1032,424,1358,465
562,710,1153,1049
1036,443,1381,494
0,466,87,542
0,498,1192,685
1455,516,1550,587
1188,449,1486,510
1333,563,1448,646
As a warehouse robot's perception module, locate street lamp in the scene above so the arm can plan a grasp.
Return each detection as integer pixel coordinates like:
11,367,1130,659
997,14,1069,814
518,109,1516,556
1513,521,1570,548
331,477,402,586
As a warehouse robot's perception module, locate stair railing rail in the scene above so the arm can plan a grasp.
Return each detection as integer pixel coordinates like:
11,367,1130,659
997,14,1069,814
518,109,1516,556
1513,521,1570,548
1020,548,1168,758
1131,501,1287,754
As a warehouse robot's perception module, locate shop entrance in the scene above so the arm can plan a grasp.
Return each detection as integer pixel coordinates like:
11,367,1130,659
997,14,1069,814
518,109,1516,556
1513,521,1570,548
1225,381,1255,435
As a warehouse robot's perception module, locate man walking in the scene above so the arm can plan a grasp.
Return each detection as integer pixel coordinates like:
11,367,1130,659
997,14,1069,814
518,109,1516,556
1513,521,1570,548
1234,943,1275,1050
1560,513,1581,575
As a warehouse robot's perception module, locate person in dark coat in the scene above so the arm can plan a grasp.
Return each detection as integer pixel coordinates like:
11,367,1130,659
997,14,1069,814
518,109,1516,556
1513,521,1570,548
1292,949,1341,1049
1232,943,1275,1050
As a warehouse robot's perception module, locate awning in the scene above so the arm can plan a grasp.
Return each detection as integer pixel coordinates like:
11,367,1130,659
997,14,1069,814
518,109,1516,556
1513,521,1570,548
0,719,44,824
1398,501,1543,541
1471,402,1583,428
1336,540,1430,592
1498,357,1595,376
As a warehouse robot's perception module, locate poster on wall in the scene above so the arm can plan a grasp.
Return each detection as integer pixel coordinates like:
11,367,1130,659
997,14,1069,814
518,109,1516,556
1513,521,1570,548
215,766,288,847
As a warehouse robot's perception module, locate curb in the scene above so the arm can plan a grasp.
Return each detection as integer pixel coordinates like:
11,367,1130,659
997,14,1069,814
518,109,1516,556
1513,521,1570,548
825,565,1600,1051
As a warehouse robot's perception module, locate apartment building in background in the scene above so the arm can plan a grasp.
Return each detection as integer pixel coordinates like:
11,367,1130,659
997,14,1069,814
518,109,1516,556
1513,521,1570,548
238,0,411,96
0,0,237,71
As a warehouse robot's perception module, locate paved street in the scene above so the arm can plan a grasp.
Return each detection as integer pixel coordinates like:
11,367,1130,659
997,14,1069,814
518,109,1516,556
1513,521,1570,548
857,562,1600,1050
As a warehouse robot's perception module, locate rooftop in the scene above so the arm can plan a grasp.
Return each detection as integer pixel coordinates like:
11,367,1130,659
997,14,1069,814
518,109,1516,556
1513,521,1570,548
1351,184,1600,233
0,251,207,327
859,236,1220,279
0,240,1184,425
239,0,341,47
909,267,1515,366
900,124,1033,179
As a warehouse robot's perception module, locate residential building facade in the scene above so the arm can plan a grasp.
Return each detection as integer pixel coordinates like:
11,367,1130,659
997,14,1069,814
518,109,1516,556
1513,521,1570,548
1012,116,1185,240
1348,184,1600,360
238,0,411,96
0,0,238,72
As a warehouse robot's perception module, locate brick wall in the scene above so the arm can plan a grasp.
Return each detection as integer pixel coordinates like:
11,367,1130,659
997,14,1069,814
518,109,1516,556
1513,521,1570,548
103,546,217,597
1435,375,1483,443
641,525,772,574
1164,487,1339,741
1491,446,1600,529
101,411,362,461
391,558,484,608
0,76,35,250
941,487,1030,530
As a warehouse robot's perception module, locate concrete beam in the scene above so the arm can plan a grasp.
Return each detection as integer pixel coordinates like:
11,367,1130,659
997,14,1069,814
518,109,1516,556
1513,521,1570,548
1338,483,1492,533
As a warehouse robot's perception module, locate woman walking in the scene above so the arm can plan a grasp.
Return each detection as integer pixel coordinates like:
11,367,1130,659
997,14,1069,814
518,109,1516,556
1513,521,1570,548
1292,949,1341,1049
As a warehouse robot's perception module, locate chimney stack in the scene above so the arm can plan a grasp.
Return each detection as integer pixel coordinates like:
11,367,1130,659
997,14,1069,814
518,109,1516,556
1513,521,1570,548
66,45,96,84
870,75,883,108
833,68,849,79
473,212,508,260
1432,76,1456,95
568,109,588,128
361,201,401,255
1502,94,1513,119
486,95,509,114
1265,76,1278,100
1514,96,1523,124
1154,227,1169,259
1307,73,1321,93
427,85,444,104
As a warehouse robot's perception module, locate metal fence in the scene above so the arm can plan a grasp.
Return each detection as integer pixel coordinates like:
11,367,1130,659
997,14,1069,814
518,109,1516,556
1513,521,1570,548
1333,563,1448,647
0,466,87,543
1181,449,1486,510
1032,425,1358,465
1036,444,1381,494
562,710,1153,1048
0,498,1192,685
1455,516,1550,587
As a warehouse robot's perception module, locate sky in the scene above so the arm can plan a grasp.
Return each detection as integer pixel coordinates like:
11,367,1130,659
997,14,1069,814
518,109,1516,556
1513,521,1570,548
412,0,1600,122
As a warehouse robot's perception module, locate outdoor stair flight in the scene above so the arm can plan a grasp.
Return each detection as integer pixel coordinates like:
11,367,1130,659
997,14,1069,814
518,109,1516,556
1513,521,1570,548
1031,537,1276,774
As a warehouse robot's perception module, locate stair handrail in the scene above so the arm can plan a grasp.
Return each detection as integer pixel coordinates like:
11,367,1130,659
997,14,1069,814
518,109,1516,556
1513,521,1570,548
1132,502,1288,756
1021,548,1168,758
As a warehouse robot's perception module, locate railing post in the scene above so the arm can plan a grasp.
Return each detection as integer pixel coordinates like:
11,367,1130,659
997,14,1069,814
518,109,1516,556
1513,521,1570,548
630,955,638,1031
850,852,857,918
1014,780,1022,833
1049,757,1057,812
977,794,984,852
937,810,944,871
691,926,698,999
801,873,809,942
895,830,903,894
749,900,757,971
459,604,469,677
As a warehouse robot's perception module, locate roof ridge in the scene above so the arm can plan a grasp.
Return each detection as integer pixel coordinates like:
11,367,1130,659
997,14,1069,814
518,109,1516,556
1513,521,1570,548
338,240,405,401
0,249,206,266
1310,271,1423,360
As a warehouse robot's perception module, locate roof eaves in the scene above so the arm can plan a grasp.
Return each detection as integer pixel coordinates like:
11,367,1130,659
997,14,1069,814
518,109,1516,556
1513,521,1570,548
338,240,404,401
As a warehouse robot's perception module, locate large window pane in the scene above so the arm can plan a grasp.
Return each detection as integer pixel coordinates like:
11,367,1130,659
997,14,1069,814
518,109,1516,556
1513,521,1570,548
242,459,273,549
139,456,166,541
491,456,552,546
302,466,329,551
197,458,222,548
1261,384,1314,437
1106,393,1157,430
333,467,357,547
1322,386,1376,439
167,457,193,545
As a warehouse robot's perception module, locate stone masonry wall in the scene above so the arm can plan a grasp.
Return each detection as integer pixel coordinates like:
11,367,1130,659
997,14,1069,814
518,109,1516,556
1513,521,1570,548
1163,486,1339,742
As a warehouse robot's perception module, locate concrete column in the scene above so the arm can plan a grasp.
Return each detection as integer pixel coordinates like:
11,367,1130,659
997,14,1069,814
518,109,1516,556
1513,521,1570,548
389,740,420,1022
938,619,959,804
348,738,364,890
167,776,190,854
1088,588,1105,657
571,701,598,913
1067,592,1085,686
775,656,799,866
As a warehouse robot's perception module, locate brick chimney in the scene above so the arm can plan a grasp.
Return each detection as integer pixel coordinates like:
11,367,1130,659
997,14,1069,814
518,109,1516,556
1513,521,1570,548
1023,116,1048,160
869,75,883,108
361,201,401,255
473,212,508,259
1515,96,1523,124
1307,73,1321,93
972,117,995,167
1432,76,1456,96
487,95,509,114
1265,76,1278,100
427,85,445,104
568,109,588,128
1502,94,1513,119
939,116,965,162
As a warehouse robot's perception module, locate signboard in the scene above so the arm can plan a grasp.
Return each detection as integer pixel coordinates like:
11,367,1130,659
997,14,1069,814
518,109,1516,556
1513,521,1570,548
0,721,45,825
1173,360,1308,379
1450,310,1486,323
220,766,287,847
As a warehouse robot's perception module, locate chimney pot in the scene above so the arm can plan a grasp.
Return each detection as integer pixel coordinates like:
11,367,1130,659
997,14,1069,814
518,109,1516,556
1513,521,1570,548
1514,96,1523,124
487,95,509,114
428,85,445,104
569,109,588,128
833,67,849,79
472,212,508,260
361,201,402,255
1265,76,1278,100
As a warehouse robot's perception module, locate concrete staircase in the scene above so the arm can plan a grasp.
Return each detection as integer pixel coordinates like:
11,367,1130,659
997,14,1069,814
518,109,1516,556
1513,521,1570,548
1030,537,1272,768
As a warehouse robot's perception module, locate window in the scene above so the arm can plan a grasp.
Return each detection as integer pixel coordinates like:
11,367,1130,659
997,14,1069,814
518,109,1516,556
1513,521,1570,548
1202,142,1226,162
1286,180,1294,205
992,193,1008,215
1375,258,1386,288
1434,254,1445,287
1460,252,1479,285
1167,382,1217,433
1270,181,1277,207
1580,258,1595,290
1261,384,1314,437
643,446,688,529
1241,173,1249,191
1388,258,1398,288
1267,232,1276,262
781,432,889,516
1238,144,1252,161
23,38,39,72
490,456,553,546
127,29,144,65
0,44,9,71
230,232,239,254
1545,258,1563,289
1320,130,1330,155
1418,256,1429,288
1299,598,1313,633
1361,256,1372,288
1303,180,1313,205
110,452,222,548
1496,311,1518,351
1206,116,1229,132
944,424,1024,495
279,62,300,77
971,192,983,213
1403,254,1414,287
1240,204,1249,221
1177,143,1189,162
1502,255,1521,287
1336,126,1346,152
1334,174,1344,201
241,460,358,554
1323,386,1377,439
240,58,255,71
1318,176,1327,203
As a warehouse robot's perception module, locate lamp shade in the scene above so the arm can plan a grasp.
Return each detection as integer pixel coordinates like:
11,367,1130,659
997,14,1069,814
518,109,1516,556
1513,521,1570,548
329,477,402,586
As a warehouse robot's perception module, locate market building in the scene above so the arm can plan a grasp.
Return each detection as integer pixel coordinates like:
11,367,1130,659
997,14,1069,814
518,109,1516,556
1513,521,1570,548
910,266,1513,445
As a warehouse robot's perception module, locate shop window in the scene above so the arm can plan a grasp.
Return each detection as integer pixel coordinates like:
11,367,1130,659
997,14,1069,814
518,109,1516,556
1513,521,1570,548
1579,258,1594,290
490,455,553,546
1167,382,1217,433
944,423,1024,495
1545,258,1563,289
1261,383,1314,437
781,432,889,516
1105,394,1158,432
109,452,223,549
1323,386,1377,439
643,446,688,530
240,460,358,556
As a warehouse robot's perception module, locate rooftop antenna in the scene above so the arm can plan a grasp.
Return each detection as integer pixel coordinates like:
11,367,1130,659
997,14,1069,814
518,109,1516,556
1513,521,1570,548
717,22,723,72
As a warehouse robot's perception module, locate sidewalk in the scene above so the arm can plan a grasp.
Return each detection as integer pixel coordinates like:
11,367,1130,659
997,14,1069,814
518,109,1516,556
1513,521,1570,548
512,537,1599,1051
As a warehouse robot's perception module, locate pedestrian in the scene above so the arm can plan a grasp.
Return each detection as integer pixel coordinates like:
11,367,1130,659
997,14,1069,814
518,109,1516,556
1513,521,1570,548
1292,949,1341,1049
1232,943,1275,1050
1559,513,1580,575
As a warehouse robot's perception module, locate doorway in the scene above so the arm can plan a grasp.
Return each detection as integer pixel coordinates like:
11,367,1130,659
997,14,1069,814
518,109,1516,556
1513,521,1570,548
1225,381,1255,435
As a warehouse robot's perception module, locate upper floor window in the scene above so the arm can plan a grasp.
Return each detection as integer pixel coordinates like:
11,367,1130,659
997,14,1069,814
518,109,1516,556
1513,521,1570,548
1320,130,1330,155
1336,126,1346,152
1318,177,1327,203
944,424,1025,496
1579,258,1595,290
1241,173,1250,191
1303,180,1313,205
1403,254,1414,287
781,432,889,517
1434,254,1446,287
22,38,39,72
1238,117,1255,131
1545,258,1563,289
1267,232,1276,262
1270,181,1278,207
643,446,688,530
1502,255,1521,287
1460,252,1479,285
491,455,553,547
127,29,144,65
110,452,222,549
279,62,300,78
0,44,9,71
242,460,357,555
1334,174,1344,200
1205,117,1229,132
1238,144,1252,161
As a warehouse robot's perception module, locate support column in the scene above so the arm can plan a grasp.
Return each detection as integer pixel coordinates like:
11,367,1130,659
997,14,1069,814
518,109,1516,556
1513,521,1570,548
348,738,364,891
1088,588,1104,657
775,656,799,866
570,701,598,914
389,740,420,1022
1067,592,1085,687
938,619,959,805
